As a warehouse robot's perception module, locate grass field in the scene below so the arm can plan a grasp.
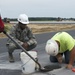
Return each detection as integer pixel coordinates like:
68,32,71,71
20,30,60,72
0,23,75,38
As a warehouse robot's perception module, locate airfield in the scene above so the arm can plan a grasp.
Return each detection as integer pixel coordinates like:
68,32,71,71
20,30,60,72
0,29,75,75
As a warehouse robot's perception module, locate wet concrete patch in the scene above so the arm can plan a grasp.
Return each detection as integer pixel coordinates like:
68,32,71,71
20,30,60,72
44,64,61,71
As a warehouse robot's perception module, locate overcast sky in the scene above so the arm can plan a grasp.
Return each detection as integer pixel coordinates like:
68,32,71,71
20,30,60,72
0,0,75,18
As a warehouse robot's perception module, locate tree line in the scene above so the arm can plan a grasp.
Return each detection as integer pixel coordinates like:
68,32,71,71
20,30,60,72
3,17,75,23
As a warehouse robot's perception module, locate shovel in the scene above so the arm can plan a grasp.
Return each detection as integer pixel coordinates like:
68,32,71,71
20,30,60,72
3,31,53,72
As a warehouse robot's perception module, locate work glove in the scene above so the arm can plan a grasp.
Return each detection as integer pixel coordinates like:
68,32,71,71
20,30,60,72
66,64,73,69
4,25,11,33
22,43,28,50
56,53,62,63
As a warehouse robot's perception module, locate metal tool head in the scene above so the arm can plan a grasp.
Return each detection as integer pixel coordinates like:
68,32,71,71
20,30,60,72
40,67,52,72
39,64,61,72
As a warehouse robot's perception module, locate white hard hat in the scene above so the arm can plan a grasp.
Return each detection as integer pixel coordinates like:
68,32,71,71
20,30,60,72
45,39,58,56
18,14,29,24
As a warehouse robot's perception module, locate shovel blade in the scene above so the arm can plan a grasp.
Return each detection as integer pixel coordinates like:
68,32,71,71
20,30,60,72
39,64,61,72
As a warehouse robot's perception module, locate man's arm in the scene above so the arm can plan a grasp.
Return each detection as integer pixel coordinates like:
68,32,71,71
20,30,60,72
26,27,37,46
66,46,75,69
56,53,63,63
6,25,23,45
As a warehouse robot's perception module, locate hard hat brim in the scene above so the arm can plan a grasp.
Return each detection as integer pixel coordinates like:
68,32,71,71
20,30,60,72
21,21,29,24
18,19,29,24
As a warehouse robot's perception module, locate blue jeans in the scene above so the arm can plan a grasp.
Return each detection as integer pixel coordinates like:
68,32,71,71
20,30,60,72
49,50,70,64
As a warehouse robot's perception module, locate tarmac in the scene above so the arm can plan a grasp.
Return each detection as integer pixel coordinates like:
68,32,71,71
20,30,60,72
0,30,75,75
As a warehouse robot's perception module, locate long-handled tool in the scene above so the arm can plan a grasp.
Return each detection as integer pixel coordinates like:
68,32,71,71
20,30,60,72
3,31,52,72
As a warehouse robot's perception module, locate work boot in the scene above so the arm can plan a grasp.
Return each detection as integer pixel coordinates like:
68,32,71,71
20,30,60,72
8,53,14,63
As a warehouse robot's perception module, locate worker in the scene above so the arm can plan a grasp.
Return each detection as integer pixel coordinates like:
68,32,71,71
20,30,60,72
0,14,9,33
6,14,37,62
0,15,4,32
45,32,75,69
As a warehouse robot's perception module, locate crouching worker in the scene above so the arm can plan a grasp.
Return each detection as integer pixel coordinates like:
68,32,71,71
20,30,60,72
45,32,75,69
6,14,37,63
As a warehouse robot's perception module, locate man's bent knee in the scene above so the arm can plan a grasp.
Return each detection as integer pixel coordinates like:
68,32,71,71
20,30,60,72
6,43,17,53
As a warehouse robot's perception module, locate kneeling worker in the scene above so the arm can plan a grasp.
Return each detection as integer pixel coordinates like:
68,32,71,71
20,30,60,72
45,32,75,69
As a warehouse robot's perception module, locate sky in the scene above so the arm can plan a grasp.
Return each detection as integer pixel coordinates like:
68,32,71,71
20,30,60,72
0,0,75,18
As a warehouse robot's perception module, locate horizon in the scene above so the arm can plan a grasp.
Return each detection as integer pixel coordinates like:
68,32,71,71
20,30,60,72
0,0,75,18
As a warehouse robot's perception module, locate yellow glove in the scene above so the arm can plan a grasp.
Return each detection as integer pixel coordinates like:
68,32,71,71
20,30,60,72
4,25,11,33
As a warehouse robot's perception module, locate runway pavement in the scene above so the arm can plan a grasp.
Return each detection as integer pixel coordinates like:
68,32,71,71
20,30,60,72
0,30,75,75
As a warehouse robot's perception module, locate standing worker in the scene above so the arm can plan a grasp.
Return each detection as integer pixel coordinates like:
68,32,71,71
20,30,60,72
45,32,75,69
6,14,37,63
0,14,4,32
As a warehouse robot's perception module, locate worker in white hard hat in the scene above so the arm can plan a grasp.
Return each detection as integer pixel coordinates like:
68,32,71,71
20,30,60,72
6,14,37,62
45,32,75,69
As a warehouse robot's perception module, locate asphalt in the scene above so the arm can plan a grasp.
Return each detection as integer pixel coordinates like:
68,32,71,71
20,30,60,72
0,30,75,75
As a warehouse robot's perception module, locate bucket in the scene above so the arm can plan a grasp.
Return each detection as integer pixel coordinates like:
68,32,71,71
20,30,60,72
20,51,38,74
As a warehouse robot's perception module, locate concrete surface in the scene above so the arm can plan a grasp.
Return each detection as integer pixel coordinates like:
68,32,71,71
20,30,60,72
0,30,75,75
